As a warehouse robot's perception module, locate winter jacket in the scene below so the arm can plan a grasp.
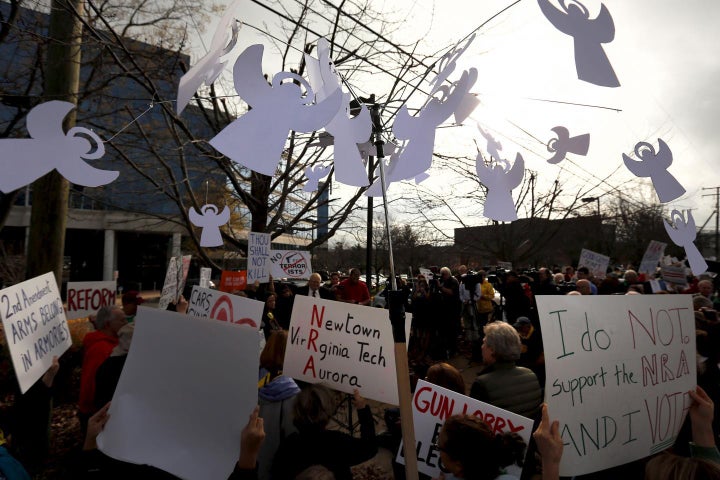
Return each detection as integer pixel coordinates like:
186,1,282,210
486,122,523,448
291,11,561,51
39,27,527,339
470,361,542,419
79,331,118,415
257,376,300,480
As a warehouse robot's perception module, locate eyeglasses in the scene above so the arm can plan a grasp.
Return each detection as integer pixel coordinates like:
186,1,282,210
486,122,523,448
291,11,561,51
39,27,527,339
431,442,446,452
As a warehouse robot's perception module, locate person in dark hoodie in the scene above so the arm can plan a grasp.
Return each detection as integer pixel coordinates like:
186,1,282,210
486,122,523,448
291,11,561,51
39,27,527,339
257,330,300,480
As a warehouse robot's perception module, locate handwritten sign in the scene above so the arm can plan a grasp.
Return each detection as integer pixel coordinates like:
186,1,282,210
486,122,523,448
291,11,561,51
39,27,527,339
219,270,247,292
577,248,610,279
158,255,191,310
199,267,212,289
660,265,688,287
270,250,312,279
396,380,533,478
536,295,695,476
187,286,263,329
97,307,259,480
247,232,271,283
639,241,667,275
0,272,71,393
66,281,116,320
284,295,410,404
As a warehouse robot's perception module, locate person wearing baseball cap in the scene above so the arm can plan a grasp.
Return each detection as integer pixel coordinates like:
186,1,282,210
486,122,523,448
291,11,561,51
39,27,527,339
121,291,144,322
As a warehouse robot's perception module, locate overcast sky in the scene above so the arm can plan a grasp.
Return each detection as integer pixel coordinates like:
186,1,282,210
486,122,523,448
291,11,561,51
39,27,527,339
194,0,720,237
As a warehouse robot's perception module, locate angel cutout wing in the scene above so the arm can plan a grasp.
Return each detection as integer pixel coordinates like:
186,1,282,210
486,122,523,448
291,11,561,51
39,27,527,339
623,139,685,203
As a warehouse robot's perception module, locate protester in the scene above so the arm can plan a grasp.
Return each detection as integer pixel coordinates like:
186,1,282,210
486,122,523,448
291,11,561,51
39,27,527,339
260,293,282,341
470,322,542,419
426,362,466,395
437,266,461,359
94,323,135,409
78,306,127,433
435,413,527,479
337,268,371,306
257,331,300,480
297,273,334,299
272,386,376,480
121,291,144,322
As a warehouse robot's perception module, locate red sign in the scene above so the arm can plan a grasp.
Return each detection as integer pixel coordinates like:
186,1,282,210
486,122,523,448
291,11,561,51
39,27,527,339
220,270,247,292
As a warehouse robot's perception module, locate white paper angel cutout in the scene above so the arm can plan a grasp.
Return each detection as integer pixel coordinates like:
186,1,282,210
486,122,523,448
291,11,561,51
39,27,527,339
209,44,343,176
546,126,590,164
429,34,476,95
664,209,707,275
303,164,332,192
390,68,478,182
0,101,118,193
476,152,525,222
454,93,480,124
477,124,504,163
537,0,620,87
176,0,241,114
304,38,372,187
622,139,686,203
308,132,334,148
189,204,230,247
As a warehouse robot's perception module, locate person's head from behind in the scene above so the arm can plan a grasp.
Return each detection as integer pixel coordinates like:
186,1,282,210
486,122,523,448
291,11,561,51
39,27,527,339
260,330,288,376
293,384,334,433
95,306,127,337
295,465,335,479
426,362,465,395
482,321,522,365
438,414,526,480
645,452,720,480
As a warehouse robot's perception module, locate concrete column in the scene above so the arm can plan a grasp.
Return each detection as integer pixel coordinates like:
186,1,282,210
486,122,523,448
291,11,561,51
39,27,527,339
103,229,115,281
172,232,182,259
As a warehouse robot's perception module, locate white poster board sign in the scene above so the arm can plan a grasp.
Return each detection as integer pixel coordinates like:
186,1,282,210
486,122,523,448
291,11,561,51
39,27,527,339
0,272,71,393
158,255,191,310
660,265,688,287
284,295,410,404
497,261,513,271
66,281,116,320
577,248,610,279
419,268,433,279
188,285,264,329
199,267,212,289
639,241,667,275
97,307,259,480
536,295,696,476
396,380,534,478
247,232,271,283
270,250,313,279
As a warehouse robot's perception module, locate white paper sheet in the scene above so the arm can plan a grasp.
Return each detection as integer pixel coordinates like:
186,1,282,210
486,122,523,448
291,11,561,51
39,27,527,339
97,307,259,480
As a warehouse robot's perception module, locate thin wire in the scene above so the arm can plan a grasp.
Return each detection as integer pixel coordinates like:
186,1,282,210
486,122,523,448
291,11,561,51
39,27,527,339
104,103,155,142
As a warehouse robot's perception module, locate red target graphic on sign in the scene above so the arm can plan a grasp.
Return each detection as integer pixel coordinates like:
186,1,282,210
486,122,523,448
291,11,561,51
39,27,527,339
210,295,257,328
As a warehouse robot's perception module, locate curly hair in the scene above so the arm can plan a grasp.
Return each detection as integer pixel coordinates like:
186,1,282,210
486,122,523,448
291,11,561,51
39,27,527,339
441,414,526,480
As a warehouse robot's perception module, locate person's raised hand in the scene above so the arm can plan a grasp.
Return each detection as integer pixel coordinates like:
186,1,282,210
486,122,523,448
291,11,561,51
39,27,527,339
353,389,367,410
533,403,562,479
84,402,111,451
238,405,265,469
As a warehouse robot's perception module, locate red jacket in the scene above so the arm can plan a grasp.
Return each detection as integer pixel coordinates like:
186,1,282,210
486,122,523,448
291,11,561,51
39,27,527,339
78,331,118,414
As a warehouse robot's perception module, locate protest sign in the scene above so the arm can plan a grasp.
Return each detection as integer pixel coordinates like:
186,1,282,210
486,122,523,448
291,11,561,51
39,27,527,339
497,261,513,271
536,295,695,476
247,232,271,283
660,265,688,287
577,248,610,279
158,255,191,310
270,250,312,279
97,307,259,480
418,268,433,279
199,267,212,289
187,286,263,329
0,272,71,393
396,380,534,478
66,281,116,320
639,241,667,275
284,295,411,404
219,270,247,292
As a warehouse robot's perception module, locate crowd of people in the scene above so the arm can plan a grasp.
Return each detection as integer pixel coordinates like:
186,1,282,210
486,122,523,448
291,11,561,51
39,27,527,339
1,262,720,480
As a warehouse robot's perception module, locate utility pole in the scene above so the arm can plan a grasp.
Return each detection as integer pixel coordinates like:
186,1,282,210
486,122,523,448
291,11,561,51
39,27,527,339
25,0,84,285
702,187,720,259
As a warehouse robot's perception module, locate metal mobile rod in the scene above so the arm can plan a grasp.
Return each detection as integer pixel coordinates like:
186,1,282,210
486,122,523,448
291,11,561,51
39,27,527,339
370,104,418,480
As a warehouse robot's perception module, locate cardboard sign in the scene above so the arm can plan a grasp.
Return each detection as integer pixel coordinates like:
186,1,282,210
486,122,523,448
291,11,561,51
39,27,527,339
247,232,271,283
577,248,610,279
97,307,259,480
158,255,191,310
396,380,534,478
639,241,667,275
660,265,688,287
66,281,116,320
284,295,410,404
187,286,263,329
199,267,212,289
536,295,696,476
270,250,313,279
219,270,247,292
0,272,71,393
